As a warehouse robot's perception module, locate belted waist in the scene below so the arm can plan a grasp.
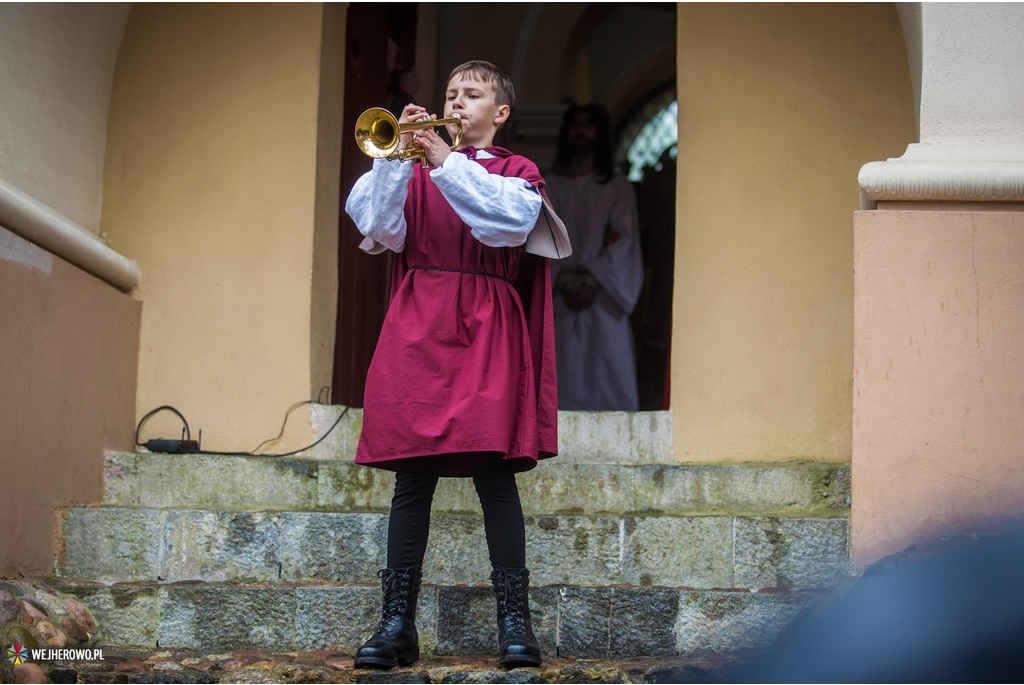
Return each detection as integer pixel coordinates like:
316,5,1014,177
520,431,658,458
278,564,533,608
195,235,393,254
409,265,513,283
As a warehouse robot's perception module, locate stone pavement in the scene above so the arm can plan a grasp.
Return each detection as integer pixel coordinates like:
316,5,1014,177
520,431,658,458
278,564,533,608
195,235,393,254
15,649,742,684
1,575,749,683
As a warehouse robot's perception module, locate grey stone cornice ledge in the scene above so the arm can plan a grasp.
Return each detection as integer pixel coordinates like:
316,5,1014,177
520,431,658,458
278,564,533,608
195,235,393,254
0,177,139,291
858,143,1024,210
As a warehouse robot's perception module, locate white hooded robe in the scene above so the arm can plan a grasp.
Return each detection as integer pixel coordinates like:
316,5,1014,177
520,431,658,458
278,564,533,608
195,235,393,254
546,171,644,411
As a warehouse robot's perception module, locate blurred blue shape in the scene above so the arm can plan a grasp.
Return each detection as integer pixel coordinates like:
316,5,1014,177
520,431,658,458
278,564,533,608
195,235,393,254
739,528,1024,683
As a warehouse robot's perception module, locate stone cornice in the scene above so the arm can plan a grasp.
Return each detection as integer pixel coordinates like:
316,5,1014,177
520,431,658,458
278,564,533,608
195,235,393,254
858,144,1024,209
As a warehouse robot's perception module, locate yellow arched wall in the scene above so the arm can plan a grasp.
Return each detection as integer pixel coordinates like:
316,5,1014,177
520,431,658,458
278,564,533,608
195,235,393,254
672,3,916,463
102,3,343,450
0,3,130,232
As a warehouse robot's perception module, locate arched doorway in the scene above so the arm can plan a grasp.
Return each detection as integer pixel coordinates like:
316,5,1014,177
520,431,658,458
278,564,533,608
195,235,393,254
618,87,678,409
332,2,678,410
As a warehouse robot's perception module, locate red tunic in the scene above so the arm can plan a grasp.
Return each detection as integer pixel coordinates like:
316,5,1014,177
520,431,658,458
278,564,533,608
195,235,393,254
355,147,558,476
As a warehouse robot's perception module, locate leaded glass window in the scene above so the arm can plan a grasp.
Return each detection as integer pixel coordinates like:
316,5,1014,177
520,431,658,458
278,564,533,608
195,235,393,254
616,86,678,182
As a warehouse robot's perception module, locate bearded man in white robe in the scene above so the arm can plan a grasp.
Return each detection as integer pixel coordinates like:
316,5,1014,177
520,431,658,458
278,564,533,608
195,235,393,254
546,104,644,411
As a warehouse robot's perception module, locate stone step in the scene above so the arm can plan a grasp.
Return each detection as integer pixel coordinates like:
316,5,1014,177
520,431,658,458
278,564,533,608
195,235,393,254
305,407,676,466
102,451,850,517
52,578,819,659
56,507,852,589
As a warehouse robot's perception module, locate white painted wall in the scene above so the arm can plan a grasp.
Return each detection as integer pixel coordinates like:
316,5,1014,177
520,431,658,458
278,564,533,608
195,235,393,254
920,2,1024,144
0,3,132,233
895,2,922,140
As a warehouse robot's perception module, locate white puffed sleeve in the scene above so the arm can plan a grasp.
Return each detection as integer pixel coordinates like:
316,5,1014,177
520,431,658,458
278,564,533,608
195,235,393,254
429,152,543,248
344,158,414,253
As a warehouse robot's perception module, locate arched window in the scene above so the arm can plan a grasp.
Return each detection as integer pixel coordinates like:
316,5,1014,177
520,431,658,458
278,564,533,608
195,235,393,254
615,86,677,182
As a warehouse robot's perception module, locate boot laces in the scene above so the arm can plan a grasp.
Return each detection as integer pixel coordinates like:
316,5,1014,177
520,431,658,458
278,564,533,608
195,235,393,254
495,570,528,635
376,569,412,632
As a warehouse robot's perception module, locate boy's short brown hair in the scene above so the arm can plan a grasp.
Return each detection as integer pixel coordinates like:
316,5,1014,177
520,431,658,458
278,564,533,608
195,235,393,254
447,60,515,108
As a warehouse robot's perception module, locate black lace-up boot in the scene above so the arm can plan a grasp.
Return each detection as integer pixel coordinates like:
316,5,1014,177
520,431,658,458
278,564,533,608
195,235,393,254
354,567,422,668
490,567,542,666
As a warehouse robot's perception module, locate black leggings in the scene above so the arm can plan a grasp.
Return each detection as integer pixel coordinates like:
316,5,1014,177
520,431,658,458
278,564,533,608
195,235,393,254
386,460,526,570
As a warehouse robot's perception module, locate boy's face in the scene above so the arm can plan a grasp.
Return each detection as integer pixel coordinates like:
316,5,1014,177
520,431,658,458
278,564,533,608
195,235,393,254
443,73,509,148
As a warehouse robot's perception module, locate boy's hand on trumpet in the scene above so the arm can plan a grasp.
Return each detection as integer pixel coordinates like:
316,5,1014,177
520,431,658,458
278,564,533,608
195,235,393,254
413,123,450,168
399,104,450,167
399,103,431,149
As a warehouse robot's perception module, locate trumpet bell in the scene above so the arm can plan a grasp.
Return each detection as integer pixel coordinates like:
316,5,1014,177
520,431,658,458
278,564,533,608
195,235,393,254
355,107,401,159
354,107,463,162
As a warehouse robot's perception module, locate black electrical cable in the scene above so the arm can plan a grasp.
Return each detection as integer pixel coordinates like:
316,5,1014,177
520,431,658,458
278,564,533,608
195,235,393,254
134,398,349,459
194,405,348,458
135,405,191,446
250,400,317,454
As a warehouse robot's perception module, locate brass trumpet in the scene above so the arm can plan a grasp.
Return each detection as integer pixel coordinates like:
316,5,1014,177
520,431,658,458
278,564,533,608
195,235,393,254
355,107,463,163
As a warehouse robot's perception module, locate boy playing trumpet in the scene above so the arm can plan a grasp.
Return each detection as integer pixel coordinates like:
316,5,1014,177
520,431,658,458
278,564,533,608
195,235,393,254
345,60,570,668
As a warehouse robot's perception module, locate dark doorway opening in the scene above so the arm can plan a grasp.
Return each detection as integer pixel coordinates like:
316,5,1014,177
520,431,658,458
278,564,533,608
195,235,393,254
332,3,418,407
617,86,677,410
